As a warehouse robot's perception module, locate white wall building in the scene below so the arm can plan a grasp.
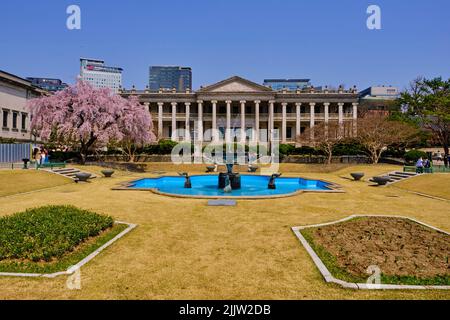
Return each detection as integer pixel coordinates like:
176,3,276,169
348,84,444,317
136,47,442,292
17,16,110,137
0,70,47,142
79,58,123,93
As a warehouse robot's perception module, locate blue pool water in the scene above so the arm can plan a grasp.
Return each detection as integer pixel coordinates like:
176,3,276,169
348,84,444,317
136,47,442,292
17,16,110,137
128,175,331,197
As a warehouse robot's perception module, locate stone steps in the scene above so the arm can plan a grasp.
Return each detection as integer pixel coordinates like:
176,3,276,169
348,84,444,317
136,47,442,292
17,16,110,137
44,167,96,181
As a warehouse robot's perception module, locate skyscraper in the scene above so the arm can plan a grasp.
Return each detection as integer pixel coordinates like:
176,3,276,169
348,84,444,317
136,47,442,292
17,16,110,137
80,58,123,93
26,78,68,92
149,66,192,91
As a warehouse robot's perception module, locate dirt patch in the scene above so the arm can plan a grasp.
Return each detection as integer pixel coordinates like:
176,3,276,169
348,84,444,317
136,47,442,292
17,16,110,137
308,217,450,279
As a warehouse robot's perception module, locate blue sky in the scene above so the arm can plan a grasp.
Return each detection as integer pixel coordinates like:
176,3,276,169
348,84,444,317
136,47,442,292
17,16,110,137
0,0,449,91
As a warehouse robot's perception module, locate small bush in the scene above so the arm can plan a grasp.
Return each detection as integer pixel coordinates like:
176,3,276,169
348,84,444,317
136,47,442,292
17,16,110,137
0,206,113,262
404,150,428,163
332,142,366,156
279,144,295,156
291,146,317,155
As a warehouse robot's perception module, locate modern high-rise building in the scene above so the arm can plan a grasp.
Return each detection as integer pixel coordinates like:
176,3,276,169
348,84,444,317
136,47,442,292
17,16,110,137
149,66,192,91
358,86,400,117
263,79,311,91
26,77,68,93
79,58,123,92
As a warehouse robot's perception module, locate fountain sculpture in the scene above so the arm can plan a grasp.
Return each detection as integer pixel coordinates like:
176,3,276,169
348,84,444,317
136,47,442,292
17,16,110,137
178,172,192,188
268,173,282,189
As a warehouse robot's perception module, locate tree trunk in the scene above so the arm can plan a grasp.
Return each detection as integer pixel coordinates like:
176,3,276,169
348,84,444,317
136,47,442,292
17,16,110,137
80,152,87,165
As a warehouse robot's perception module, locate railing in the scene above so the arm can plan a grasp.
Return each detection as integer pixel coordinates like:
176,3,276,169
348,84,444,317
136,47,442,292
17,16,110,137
159,113,355,120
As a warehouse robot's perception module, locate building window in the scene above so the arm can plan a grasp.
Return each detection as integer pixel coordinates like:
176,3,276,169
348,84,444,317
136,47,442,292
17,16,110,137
21,114,27,130
12,112,18,129
287,127,292,139
2,110,8,128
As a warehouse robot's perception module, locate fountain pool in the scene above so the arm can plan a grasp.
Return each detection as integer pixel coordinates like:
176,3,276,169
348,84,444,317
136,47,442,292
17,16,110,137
125,175,337,198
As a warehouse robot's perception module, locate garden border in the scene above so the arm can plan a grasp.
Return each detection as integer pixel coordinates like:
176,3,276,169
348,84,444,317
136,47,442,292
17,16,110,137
291,215,450,290
0,221,137,278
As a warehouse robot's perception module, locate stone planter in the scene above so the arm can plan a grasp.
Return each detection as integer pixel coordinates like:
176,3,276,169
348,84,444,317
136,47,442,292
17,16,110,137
75,172,91,183
350,172,364,181
371,176,391,186
101,169,115,178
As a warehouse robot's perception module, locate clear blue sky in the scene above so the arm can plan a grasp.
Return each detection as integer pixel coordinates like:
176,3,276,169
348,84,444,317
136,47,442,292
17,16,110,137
1,0,449,91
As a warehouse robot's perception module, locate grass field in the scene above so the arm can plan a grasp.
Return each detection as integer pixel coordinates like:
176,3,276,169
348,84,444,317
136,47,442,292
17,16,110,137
0,163,449,300
393,174,450,200
0,170,71,197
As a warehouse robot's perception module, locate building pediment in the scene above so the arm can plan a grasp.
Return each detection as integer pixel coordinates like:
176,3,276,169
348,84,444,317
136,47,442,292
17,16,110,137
198,76,273,93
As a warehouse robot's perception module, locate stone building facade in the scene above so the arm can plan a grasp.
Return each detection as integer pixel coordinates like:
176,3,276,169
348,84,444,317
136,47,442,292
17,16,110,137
0,70,47,142
121,76,359,144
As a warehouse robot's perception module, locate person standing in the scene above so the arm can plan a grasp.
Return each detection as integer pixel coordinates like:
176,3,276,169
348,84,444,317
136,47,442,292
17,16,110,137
35,150,42,169
416,157,424,174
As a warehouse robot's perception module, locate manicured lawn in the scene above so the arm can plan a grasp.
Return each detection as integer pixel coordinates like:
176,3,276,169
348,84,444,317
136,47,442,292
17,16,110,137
394,173,450,200
0,205,126,274
0,170,71,197
0,163,449,300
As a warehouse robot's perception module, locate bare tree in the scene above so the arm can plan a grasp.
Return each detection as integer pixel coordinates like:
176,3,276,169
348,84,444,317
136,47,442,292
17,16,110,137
355,116,419,163
301,121,352,164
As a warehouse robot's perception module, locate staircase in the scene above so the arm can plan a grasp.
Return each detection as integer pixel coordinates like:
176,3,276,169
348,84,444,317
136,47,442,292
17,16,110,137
386,171,418,184
44,167,96,181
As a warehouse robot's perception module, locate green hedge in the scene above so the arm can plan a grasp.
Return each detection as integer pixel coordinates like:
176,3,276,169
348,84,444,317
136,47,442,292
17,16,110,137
404,150,428,163
0,205,113,262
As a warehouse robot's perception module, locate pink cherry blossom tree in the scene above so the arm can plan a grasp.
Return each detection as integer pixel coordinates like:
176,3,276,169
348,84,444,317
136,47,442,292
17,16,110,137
117,96,156,162
28,81,155,164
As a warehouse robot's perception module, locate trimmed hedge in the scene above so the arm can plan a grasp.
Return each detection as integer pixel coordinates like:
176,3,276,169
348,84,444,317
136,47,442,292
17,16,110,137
404,150,428,163
0,205,113,262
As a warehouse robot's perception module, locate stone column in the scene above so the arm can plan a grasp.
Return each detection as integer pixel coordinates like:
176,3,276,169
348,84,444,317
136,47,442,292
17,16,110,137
185,102,191,142
281,102,287,143
338,103,344,125
323,103,330,123
309,103,316,141
171,102,177,141
157,102,164,139
352,102,358,137
269,100,275,142
197,100,203,143
254,100,260,143
240,100,246,143
211,100,218,142
225,100,232,143
338,102,344,137
323,102,330,139
295,102,302,142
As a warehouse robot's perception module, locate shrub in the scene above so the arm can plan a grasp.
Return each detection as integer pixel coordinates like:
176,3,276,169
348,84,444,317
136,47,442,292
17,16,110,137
0,205,113,262
404,150,428,163
48,151,80,162
332,142,366,156
291,146,317,155
278,144,295,156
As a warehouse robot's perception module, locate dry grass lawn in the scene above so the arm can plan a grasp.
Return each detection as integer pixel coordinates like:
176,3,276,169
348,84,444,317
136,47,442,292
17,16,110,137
0,163,449,300
0,170,71,197
393,174,450,200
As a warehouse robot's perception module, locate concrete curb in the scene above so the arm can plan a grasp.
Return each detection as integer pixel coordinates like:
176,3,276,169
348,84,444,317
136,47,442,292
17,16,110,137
292,215,450,290
0,221,137,278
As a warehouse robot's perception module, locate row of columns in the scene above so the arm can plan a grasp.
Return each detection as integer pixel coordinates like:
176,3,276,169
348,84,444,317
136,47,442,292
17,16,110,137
152,101,358,143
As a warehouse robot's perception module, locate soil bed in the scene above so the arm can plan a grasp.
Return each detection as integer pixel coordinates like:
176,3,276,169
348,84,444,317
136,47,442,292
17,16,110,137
301,217,450,285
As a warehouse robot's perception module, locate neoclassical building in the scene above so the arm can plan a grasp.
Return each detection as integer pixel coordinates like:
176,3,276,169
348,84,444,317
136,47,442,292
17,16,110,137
120,76,359,144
